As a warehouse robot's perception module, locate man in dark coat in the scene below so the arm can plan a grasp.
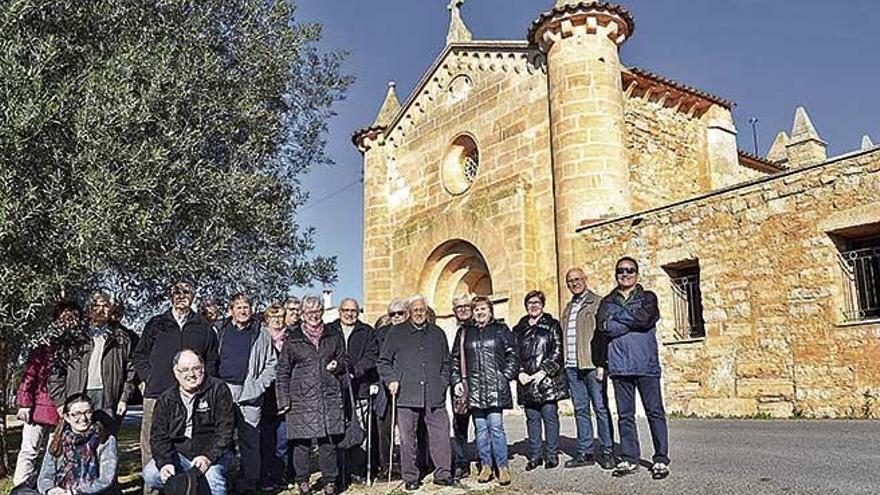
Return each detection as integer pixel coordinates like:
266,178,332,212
132,280,219,494
143,349,235,495
449,293,476,479
328,297,379,483
377,295,456,491
597,256,670,480
276,295,348,495
49,291,138,433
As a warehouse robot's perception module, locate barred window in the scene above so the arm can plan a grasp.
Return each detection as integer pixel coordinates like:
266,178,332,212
663,260,705,341
837,235,880,323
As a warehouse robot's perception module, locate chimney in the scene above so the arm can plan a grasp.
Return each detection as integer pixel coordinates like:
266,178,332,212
785,106,827,167
322,289,333,309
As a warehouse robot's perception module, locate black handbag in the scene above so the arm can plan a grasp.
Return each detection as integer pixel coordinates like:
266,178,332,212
339,377,366,450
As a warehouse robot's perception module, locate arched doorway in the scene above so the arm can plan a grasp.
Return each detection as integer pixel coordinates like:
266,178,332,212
419,239,493,331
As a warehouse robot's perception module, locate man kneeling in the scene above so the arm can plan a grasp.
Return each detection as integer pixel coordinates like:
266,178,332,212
143,349,235,494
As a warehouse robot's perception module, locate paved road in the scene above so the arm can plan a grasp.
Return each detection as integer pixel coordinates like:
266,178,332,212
95,408,880,495
498,417,880,495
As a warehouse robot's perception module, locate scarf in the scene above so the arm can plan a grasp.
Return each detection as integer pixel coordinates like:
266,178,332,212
270,328,286,352
302,322,324,347
55,424,101,490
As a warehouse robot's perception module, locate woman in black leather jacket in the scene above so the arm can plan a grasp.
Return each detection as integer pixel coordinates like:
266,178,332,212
512,290,569,471
450,296,518,485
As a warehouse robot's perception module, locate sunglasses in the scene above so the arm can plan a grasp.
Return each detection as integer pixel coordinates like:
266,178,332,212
615,267,638,275
389,311,406,318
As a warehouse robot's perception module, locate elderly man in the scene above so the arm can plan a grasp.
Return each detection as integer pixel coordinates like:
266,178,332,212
49,291,137,432
328,298,379,483
560,268,614,469
373,298,408,480
284,297,302,329
215,293,277,494
597,257,670,480
449,293,476,479
143,350,235,495
378,295,456,491
132,280,219,494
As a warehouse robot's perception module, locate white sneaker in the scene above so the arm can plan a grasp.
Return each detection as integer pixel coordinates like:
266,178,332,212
612,460,639,477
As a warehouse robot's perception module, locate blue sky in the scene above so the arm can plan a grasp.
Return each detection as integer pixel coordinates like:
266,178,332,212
291,0,880,303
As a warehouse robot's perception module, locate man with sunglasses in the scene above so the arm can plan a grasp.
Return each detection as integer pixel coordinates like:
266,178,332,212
133,280,220,495
597,257,670,480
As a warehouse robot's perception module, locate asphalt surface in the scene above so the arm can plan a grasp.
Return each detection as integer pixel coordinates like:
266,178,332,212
115,408,880,495
500,416,880,495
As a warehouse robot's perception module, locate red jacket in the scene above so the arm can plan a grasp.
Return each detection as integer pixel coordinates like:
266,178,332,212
16,346,60,426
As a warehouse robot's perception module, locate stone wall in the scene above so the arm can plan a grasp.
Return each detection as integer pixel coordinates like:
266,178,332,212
574,148,880,418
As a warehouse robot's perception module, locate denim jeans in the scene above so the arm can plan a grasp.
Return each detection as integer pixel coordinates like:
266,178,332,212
523,402,560,462
472,408,508,468
143,451,234,495
613,375,670,465
565,367,613,456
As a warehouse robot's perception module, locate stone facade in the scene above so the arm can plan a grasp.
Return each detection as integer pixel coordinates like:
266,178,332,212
574,148,880,418
353,1,879,417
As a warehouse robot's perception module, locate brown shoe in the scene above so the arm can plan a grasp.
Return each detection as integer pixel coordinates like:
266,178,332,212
477,465,493,483
497,467,511,486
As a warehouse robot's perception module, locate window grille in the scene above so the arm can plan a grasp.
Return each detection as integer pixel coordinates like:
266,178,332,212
669,272,705,340
837,245,880,322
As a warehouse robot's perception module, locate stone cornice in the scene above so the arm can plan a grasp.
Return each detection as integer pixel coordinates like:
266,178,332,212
623,67,734,114
528,1,635,50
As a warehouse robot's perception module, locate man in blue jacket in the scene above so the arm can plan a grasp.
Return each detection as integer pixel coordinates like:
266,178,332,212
597,257,670,480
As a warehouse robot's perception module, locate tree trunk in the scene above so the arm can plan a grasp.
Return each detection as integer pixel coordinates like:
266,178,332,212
0,338,9,477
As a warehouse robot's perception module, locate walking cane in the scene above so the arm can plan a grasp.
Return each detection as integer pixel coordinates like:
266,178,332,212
367,391,374,486
388,392,397,484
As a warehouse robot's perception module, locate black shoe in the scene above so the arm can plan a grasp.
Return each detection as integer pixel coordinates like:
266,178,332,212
404,481,421,491
545,457,559,469
453,465,469,479
651,462,670,480
348,474,366,485
597,450,615,470
612,461,639,478
564,455,595,468
433,477,462,488
525,458,543,471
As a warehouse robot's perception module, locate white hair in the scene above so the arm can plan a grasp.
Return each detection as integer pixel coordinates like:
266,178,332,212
302,295,324,311
451,293,473,308
408,294,428,307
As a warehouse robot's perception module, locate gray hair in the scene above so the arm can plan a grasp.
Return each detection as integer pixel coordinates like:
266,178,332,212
451,293,472,308
387,298,408,314
302,295,324,312
284,296,301,307
408,294,428,307
172,349,204,367
339,297,360,309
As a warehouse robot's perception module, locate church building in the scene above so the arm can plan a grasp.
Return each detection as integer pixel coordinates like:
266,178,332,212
353,1,880,418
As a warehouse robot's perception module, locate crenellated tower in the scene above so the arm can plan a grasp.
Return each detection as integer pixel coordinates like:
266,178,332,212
353,82,401,322
529,1,635,307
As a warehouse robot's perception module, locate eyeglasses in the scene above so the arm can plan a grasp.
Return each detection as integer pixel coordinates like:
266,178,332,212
615,267,638,275
453,305,472,312
67,410,93,420
303,310,322,316
526,300,544,306
389,311,406,318
340,308,359,314
176,366,205,375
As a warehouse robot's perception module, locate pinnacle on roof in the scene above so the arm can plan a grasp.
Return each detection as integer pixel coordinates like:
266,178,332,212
862,135,875,150
766,131,790,164
372,81,401,128
446,0,472,45
790,106,825,144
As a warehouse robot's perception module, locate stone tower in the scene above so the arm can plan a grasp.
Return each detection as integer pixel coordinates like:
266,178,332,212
353,82,401,320
529,1,635,305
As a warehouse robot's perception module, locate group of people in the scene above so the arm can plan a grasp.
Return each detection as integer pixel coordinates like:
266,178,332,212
13,255,671,495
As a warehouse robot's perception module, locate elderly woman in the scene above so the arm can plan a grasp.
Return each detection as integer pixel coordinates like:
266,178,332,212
512,290,569,471
33,394,118,495
450,296,518,486
276,295,348,495
260,303,293,491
